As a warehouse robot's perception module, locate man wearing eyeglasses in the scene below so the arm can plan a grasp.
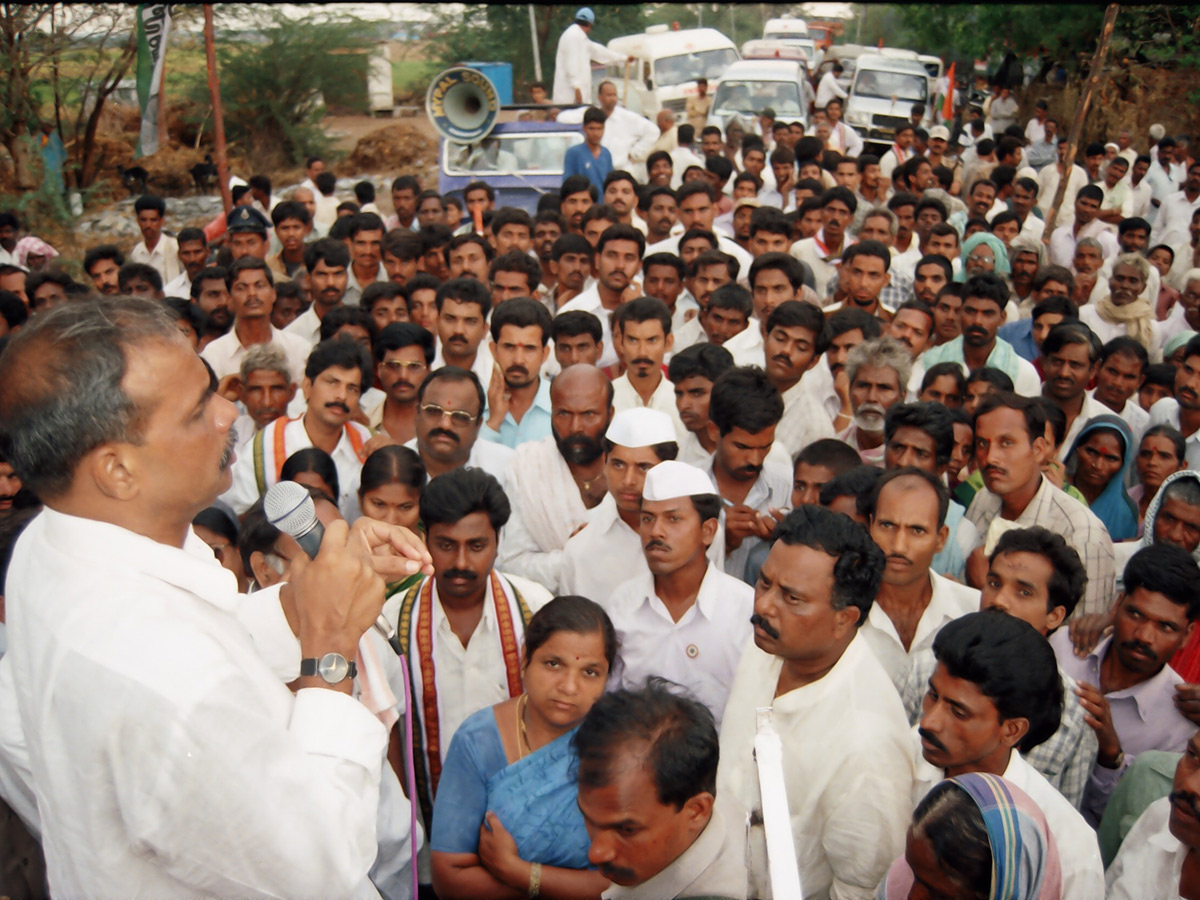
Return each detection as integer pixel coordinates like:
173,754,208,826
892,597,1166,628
365,322,437,447
405,366,515,488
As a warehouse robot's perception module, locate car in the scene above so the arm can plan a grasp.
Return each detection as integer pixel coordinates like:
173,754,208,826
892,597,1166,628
706,58,813,133
843,54,932,151
600,26,740,122
438,118,583,214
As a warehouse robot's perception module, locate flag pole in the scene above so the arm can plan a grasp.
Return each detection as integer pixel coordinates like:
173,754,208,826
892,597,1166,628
203,4,232,214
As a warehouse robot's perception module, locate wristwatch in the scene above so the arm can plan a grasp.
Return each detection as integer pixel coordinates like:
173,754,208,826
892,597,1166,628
299,653,357,685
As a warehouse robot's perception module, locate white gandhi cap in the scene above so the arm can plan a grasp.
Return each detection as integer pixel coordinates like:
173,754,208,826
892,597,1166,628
605,408,677,448
642,460,715,502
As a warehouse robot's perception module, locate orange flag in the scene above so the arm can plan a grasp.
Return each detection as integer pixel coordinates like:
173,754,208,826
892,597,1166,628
942,62,956,122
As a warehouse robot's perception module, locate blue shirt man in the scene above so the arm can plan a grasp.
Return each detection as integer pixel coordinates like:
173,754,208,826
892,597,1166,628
563,106,613,193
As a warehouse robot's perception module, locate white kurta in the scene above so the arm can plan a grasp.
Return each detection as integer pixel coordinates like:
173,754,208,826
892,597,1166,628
1,508,396,898
718,634,914,900
551,23,624,104
200,324,313,385
1105,797,1186,900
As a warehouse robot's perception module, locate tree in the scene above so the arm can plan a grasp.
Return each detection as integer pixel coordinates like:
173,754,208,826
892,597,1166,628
183,6,379,168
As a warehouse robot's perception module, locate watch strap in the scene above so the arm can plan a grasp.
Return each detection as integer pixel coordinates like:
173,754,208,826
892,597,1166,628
299,655,358,682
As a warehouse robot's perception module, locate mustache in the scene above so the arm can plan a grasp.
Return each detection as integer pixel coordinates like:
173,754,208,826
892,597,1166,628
631,357,654,368
1121,639,1154,658
887,553,912,566
325,401,350,414
964,326,988,338
750,613,780,639
220,427,238,471
599,864,637,883
442,568,478,582
918,727,947,753
504,366,529,379
428,428,460,444
1171,790,1200,820
554,432,604,464
644,539,670,552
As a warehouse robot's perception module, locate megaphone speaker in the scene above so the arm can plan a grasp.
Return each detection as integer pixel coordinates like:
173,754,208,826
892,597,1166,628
426,67,501,143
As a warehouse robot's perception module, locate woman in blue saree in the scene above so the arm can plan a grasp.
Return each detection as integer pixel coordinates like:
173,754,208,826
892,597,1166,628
430,595,616,900
1064,414,1138,541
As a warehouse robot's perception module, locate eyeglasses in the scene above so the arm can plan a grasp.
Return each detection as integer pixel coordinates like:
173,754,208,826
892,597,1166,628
966,254,994,265
420,403,477,426
381,360,428,373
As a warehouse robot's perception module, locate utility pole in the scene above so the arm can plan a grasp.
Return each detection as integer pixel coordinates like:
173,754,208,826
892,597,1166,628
203,5,232,214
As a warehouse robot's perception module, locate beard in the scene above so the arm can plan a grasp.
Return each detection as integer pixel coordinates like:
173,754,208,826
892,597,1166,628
554,429,604,465
853,403,887,434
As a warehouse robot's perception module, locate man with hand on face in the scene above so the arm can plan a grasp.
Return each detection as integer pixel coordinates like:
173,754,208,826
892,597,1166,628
226,338,373,521
763,300,836,457
610,297,686,440
480,297,553,449
912,611,1106,899
497,364,613,593
285,238,350,347
384,466,551,829
367,322,435,446
200,257,311,385
607,461,752,725
862,467,980,688
701,366,790,583
718,505,912,900
561,408,681,603
406,367,514,486
574,681,747,900
1050,544,1200,826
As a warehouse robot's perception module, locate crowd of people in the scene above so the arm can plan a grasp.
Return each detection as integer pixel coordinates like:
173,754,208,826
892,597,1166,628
5,7,1200,898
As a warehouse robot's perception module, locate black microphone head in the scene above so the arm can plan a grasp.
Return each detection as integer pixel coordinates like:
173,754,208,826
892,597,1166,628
264,480,319,539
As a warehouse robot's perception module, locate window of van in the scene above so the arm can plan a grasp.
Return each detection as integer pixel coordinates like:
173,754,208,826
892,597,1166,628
853,71,928,103
655,48,739,87
445,133,582,175
713,80,804,116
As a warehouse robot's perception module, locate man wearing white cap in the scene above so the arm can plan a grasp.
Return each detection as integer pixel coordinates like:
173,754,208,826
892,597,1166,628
607,460,753,726
562,408,680,603
552,8,628,106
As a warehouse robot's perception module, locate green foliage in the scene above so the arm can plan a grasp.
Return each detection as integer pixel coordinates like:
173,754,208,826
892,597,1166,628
184,8,377,167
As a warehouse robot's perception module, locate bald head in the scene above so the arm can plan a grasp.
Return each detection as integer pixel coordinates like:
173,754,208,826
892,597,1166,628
550,365,614,463
552,363,614,409
657,110,675,134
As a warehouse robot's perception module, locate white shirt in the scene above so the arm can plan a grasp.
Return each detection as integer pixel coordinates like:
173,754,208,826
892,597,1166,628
1105,797,1186,900
284,305,324,347
1152,189,1200,250
1037,164,1089,227
162,270,191,299
1057,389,1122,462
700,453,791,584
826,121,864,158
718,634,914,900
431,340,495,392
608,564,753,727
1088,388,1149,442
610,372,687,442
562,493,647,603
1129,176,1154,220
775,378,836,457
131,233,183,285
2,508,396,898
200,324,313,385
225,415,372,520
722,318,764,367
557,285,619,369
1048,219,1120,268
344,263,387,307
551,23,625,104
911,741,1106,900
860,571,980,688
1025,117,1047,145
558,105,659,170
1150,397,1200,469
816,71,849,108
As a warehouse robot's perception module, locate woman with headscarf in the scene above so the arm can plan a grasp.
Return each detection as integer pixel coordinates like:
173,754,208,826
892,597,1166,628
1079,252,1160,360
12,236,57,271
879,772,1062,900
1064,414,1138,541
1163,329,1198,367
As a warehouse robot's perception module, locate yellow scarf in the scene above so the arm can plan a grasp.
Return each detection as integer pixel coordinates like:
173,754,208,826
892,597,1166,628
1095,292,1155,352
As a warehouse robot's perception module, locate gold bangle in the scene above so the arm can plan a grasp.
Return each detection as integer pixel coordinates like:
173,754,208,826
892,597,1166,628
528,862,542,898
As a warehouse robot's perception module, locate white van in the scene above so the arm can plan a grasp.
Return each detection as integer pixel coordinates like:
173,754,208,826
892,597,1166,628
602,26,740,121
763,17,809,39
707,58,812,132
844,54,932,151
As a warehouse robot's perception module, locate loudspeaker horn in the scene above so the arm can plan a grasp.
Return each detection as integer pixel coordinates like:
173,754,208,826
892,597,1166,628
426,67,501,143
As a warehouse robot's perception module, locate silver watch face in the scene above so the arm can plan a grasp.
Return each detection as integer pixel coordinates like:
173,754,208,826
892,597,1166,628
317,652,350,684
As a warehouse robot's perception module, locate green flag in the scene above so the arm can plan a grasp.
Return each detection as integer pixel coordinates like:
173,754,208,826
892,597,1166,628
135,4,173,158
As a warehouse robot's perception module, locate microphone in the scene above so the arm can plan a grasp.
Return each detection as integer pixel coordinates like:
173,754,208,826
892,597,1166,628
263,480,403,653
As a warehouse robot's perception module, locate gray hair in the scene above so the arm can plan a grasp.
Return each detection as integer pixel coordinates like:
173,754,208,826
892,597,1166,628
1076,237,1104,256
0,296,182,497
1111,251,1150,284
845,336,912,392
1009,234,1045,266
860,206,898,237
240,343,292,384
1163,475,1200,509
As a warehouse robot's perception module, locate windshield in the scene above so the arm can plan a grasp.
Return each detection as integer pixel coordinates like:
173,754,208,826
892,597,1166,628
852,70,928,102
763,32,808,41
654,48,740,87
712,79,802,116
445,133,582,175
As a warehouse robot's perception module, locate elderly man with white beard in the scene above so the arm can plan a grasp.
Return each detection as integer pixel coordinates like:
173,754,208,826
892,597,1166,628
837,336,912,466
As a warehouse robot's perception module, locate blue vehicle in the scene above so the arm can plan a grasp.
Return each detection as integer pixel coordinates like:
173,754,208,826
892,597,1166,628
438,119,584,215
